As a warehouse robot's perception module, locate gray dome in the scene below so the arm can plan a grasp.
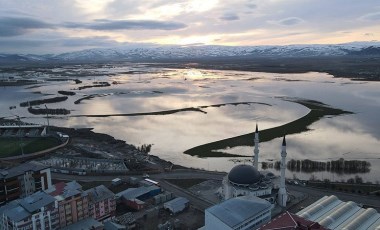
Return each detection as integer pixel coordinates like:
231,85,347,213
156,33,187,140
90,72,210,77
228,164,262,185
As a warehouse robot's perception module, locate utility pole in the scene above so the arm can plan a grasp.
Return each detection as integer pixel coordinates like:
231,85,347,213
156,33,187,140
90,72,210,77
45,105,49,134
16,115,24,155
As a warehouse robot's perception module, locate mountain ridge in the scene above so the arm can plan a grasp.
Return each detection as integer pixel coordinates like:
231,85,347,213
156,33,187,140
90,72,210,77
1,41,380,64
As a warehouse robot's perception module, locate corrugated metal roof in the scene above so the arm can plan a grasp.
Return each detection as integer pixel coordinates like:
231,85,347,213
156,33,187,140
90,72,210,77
118,185,159,200
206,196,271,228
298,195,380,230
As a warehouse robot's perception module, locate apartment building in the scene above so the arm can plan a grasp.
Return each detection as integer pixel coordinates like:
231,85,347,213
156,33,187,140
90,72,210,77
0,161,52,205
47,181,89,228
85,185,116,221
0,191,59,230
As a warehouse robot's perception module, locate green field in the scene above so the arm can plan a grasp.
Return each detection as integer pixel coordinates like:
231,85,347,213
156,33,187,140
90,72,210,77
0,137,62,158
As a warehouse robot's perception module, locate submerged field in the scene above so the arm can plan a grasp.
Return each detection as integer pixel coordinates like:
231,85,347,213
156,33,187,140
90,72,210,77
0,63,379,182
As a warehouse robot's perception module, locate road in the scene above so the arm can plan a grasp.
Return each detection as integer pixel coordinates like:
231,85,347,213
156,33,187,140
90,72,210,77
53,170,380,212
52,170,226,211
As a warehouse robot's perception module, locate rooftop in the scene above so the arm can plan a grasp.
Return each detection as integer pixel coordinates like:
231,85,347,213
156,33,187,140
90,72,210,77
0,191,55,222
296,195,380,229
206,195,271,228
0,161,49,179
19,191,56,213
85,185,115,203
259,211,327,230
117,185,159,200
62,217,103,230
47,181,83,201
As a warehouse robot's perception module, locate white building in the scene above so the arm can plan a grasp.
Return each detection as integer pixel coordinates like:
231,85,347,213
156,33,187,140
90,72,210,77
297,195,380,229
205,195,272,230
220,125,288,206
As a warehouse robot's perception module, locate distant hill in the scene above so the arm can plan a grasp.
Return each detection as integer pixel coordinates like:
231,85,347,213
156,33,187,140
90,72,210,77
1,41,380,64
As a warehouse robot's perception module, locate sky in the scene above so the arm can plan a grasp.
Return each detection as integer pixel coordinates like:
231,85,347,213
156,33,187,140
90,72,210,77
0,0,379,54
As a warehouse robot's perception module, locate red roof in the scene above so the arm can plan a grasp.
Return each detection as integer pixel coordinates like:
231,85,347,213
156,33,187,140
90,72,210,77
48,181,66,196
259,211,328,230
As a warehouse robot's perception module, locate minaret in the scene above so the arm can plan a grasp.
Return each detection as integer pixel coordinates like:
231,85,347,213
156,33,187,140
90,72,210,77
277,136,288,207
253,123,259,169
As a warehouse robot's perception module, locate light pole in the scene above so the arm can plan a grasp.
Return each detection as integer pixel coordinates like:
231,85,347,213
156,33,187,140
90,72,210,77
45,105,49,135
16,115,24,155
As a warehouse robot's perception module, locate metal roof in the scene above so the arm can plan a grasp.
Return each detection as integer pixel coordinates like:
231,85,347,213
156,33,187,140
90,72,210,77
297,195,380,230
19,191,56,213
164,197,189,212
85,185,115,203
0,161,49,179
0,191,55,222
62,217,103,230
117,185,159,200
206,195,271,228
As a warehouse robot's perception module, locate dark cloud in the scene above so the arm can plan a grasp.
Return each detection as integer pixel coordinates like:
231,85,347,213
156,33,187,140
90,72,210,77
64,19,187,31
220,13,240,21
0,17,53,36
278,17,304,26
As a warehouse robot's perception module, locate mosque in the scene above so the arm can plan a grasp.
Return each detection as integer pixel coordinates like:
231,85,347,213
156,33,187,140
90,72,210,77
219,124,288,207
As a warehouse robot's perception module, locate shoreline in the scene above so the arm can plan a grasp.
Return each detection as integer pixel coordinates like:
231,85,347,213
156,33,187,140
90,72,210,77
184,98,353,157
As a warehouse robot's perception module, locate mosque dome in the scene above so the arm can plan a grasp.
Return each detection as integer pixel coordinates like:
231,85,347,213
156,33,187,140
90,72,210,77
228,164,262,186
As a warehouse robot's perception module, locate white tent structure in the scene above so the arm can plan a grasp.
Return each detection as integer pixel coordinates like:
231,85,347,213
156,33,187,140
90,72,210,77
164,197,189,214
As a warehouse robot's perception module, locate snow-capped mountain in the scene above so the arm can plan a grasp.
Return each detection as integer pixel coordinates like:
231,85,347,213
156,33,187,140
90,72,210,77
1,41,380,64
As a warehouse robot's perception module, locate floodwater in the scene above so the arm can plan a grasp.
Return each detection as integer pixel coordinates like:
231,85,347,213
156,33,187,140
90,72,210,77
1,63,379,182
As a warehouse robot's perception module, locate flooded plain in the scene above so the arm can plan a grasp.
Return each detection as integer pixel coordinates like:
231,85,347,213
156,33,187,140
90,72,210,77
1,63,379,182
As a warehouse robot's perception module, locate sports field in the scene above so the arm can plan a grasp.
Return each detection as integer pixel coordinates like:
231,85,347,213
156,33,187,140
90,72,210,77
0,137,61,158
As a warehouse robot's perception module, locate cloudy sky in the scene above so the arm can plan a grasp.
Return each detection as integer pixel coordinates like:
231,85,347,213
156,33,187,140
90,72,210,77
0,0,379,54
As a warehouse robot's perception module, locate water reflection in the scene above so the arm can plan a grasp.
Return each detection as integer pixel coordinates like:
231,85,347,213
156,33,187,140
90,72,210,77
0,64,379,182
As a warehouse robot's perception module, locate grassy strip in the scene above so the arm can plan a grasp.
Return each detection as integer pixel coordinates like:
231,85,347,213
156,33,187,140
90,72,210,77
70,102,269,118
0,137,61,158
166,178,207,189
184,98,353,158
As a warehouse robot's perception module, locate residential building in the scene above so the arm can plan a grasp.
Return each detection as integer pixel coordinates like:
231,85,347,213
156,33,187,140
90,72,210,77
62,217,104,230
205,195,272,230
0,191,59,230
47,181,89,228
0,161,52,204
85,185,116,221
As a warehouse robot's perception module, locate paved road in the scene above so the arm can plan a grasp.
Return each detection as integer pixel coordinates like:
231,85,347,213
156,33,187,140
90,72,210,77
52,170,224,211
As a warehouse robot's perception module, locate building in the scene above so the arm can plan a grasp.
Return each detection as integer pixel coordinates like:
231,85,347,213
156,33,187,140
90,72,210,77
47,181,89,228
205,195,272,230
0,191,59,230
85,185,116,221
220,125,288,207
117,185,161,210
259,211,327,230
62,217,104,230
163,197,189,214
296,195,380,229
0,161,52,205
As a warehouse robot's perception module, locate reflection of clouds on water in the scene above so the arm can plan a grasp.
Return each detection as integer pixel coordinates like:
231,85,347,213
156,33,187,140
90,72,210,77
1,64,380,182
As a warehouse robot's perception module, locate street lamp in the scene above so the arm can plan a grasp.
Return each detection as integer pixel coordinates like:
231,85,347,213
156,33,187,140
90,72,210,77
16,115,24,155
45,105,49,134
